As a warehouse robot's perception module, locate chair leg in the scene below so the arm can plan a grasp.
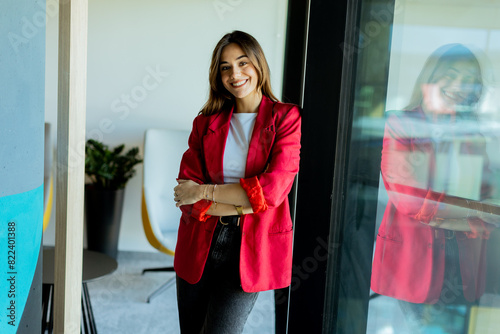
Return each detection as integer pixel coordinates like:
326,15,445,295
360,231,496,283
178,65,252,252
142,266,176,303
81,282,97,334
146,276,176,303
142,266,175,274
42,284,53,333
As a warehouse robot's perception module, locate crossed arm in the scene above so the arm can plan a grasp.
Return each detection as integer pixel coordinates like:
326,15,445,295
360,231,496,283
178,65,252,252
174,180,253,216
382,113,497,235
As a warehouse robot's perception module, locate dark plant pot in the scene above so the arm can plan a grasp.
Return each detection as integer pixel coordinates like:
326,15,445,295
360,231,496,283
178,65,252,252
84,184,125,259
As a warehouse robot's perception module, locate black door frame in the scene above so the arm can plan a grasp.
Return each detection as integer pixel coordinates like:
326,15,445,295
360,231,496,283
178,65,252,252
279,0,376,332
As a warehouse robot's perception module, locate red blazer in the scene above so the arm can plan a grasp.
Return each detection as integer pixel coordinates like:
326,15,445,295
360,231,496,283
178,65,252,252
371,110,489,303
174,96,301,292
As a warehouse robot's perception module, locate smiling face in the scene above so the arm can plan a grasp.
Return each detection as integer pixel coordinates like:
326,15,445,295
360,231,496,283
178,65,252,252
219,43,260,103
422,60,482,114
436,60,480,108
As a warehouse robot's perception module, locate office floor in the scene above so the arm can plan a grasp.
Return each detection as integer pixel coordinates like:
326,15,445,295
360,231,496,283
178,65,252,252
87,251,275,334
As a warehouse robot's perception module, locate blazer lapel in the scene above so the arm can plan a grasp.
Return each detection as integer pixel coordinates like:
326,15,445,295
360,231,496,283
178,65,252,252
246,96,276,177
203,106,233,184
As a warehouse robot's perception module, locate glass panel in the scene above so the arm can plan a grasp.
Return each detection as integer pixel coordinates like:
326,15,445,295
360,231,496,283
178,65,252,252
336,0,500,333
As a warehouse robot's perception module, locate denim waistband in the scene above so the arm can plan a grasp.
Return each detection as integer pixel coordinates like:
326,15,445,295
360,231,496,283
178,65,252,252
219,215,240,227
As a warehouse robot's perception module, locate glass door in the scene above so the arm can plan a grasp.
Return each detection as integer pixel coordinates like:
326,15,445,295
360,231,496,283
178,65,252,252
326,0,500,333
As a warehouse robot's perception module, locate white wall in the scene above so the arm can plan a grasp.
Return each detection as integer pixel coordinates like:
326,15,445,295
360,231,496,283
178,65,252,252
43,0,289,252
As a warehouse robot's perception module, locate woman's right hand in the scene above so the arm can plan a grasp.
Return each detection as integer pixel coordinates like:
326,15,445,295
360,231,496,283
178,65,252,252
477,211,500,227
174,179,206,207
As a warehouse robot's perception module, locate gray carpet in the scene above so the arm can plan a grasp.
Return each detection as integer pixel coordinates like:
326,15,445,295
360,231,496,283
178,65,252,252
87,251,275,334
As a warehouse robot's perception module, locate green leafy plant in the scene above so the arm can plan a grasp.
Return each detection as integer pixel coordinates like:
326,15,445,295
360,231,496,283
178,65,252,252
85,139,143,190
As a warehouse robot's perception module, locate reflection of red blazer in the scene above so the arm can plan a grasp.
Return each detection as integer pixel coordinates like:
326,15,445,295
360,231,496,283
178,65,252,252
371,110,488,303
174,96,301,293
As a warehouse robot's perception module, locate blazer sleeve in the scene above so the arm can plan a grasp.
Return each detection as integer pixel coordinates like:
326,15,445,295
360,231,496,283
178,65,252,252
241,105,302,212
177,115,212,219
381,113,444,223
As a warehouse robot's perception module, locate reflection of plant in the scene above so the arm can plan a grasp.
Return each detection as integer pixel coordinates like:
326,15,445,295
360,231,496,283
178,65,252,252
85,139,143,190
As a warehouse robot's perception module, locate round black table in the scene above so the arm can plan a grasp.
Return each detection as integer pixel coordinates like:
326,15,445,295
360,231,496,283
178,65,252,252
42,248,118,334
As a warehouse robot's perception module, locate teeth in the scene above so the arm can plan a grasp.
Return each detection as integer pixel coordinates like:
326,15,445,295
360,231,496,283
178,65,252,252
232,80,246,87
443,90,459,100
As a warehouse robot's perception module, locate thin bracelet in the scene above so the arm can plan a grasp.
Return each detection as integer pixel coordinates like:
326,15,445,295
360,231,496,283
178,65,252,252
203,185,210,200
429,217,443,228
465,200,472,220
212,184,217,209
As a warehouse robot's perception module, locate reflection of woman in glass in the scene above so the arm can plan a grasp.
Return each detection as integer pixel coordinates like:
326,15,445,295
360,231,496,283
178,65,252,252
371,44,498,331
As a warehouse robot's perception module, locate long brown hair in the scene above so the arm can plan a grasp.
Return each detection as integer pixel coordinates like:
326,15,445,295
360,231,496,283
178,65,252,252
200,31,279,116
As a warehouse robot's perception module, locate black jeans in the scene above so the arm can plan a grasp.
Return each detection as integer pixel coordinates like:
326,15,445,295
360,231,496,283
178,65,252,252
176,217,259,334
398,234,478,334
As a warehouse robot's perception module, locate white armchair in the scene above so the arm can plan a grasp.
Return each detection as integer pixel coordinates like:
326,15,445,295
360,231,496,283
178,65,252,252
141,128,190,302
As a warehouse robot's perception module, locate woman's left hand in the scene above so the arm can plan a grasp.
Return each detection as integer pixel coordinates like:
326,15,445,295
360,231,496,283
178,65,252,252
174,179,203,207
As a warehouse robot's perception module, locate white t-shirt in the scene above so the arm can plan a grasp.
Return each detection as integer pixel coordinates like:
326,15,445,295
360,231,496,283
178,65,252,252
223,112,258,184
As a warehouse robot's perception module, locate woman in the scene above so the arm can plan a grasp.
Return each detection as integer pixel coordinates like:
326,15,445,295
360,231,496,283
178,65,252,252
173,31,301,333
371,44,498,332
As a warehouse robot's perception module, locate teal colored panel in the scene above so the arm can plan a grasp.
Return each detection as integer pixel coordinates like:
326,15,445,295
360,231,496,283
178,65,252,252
0,186,43,333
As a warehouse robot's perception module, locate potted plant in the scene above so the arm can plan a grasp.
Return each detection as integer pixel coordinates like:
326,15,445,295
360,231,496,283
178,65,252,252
84,139,143,259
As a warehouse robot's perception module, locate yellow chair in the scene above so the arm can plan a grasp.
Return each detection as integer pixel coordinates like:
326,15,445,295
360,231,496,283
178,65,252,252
141,128,190,302
43,123,54,232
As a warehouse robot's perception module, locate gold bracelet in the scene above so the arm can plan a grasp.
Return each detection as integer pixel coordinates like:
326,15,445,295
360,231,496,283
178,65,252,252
203,185,210,200
430,218,444,228
212,184,217,209
234,205,244,216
